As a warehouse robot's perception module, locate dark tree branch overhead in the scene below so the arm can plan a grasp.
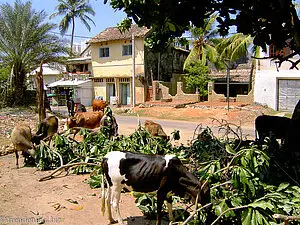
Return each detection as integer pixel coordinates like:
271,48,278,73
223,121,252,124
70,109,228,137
105,0,300,66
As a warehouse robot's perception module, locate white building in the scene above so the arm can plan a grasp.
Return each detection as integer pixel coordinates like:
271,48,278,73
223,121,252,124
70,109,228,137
27,63,66,90
254,47,300,111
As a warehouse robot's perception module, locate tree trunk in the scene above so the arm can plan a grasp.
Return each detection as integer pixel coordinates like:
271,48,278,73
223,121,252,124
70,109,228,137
157,52,161,81
70,16,75,56
36,61,46,123
12,69,26,106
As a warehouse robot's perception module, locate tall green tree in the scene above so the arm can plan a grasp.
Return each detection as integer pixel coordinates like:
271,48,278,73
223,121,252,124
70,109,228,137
50,0,95,55
0,0,68,106
184,14,219,69
216,33,253,109
184,62,211,99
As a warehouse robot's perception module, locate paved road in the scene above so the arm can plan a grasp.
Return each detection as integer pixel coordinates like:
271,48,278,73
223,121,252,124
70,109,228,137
116,115,255,145
51,106,255,145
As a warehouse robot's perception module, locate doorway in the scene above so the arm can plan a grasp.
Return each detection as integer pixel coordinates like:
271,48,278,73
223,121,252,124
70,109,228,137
120,83,130,105
107,83,116,103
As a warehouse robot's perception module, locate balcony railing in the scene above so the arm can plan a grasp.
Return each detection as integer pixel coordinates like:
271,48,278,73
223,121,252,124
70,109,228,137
61,71,92,81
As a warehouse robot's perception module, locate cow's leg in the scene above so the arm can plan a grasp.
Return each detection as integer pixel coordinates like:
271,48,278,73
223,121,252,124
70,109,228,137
166,197,174,223
15,151,19,168
156,190,168,225
111,185,124,224
105,186,117,224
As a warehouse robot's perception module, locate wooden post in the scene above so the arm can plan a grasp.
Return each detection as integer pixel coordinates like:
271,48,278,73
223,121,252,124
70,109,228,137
36,61,46,123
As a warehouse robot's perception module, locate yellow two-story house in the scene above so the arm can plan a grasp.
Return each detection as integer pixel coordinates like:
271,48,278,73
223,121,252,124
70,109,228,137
88,25,150,106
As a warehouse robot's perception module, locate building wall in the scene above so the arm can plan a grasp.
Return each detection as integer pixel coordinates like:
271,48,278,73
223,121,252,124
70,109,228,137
254,69,300,109
253,47,300,110
93,80,106,100
74,83,93,106
91,38,145,78
42,75,57,86
152,81,199,102
90,38,146,105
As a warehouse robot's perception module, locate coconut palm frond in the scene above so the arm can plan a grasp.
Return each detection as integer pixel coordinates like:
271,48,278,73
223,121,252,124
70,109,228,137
217,33,252,61
204,13,218,33
183,48,199,70
229,34,252,61
205,44,219,63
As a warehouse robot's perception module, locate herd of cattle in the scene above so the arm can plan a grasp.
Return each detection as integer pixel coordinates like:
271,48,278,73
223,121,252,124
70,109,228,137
10,99,170,167
8,104,292,225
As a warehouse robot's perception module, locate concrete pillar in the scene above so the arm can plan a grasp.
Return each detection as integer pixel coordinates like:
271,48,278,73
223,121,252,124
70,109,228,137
152,81,159,100
177,82,184,95
208,82,214,101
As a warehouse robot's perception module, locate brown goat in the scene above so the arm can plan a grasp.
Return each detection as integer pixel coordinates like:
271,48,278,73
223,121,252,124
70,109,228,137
11,125,35,168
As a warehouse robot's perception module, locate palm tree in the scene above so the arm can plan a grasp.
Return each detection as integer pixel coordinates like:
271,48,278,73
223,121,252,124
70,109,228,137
216,33,253,109
184,14,220,69
217,33,253,63
0,0,68,109
50,0,95,55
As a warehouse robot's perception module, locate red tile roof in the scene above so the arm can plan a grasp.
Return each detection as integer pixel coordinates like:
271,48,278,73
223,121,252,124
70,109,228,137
210,62,253,83
88,24,150,43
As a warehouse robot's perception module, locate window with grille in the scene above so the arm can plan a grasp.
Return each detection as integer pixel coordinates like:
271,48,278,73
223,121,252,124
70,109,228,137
122,45,132,56
94,78,103,83
106,78,114,83
99,47,109,58
120,78,130,83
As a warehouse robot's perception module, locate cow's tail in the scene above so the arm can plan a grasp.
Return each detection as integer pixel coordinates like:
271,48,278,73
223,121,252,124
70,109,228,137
101,174,106,216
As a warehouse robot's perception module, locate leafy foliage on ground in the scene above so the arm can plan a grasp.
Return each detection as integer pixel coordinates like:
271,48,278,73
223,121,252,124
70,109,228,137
35,122,300,225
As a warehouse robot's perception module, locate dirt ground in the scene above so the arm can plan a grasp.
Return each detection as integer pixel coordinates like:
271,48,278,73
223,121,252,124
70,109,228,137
0,102,276,225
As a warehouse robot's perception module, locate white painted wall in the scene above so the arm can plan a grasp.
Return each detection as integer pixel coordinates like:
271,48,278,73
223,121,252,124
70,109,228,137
74,80,93,106
254,56,300,110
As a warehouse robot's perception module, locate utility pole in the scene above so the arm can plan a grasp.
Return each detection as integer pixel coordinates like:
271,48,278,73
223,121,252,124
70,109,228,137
132,33,135,107
224,60,230,111
226,64,230,111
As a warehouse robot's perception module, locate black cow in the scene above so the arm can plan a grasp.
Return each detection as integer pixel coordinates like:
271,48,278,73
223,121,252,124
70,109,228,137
255,115,291,145
67,98,75,116
101,151,210,225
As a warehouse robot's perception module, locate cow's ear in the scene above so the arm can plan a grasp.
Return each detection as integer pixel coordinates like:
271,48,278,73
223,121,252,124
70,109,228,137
179,177,194,187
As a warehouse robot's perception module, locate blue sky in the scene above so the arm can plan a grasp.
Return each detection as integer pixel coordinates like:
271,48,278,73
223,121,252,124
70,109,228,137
0,0,126,44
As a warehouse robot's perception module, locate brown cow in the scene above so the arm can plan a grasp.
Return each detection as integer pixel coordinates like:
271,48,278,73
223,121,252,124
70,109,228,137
144,120,169,140
66,111,104,129
92,99,107,112
11,125,35,168
32,116,59,145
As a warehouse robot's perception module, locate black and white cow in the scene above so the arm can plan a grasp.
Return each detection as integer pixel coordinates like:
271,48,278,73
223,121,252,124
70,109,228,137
101,151,210,225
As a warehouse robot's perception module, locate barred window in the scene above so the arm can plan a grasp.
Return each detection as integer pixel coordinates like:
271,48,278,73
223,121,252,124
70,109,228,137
120,78,130,83
94,78,103,83
106,78,114,83
122,45,132,56
99,47,109,58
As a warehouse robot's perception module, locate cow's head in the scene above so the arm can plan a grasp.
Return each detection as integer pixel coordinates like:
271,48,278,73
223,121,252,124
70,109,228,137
167,157,210,204
65,117,76,130
31,133,43,145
